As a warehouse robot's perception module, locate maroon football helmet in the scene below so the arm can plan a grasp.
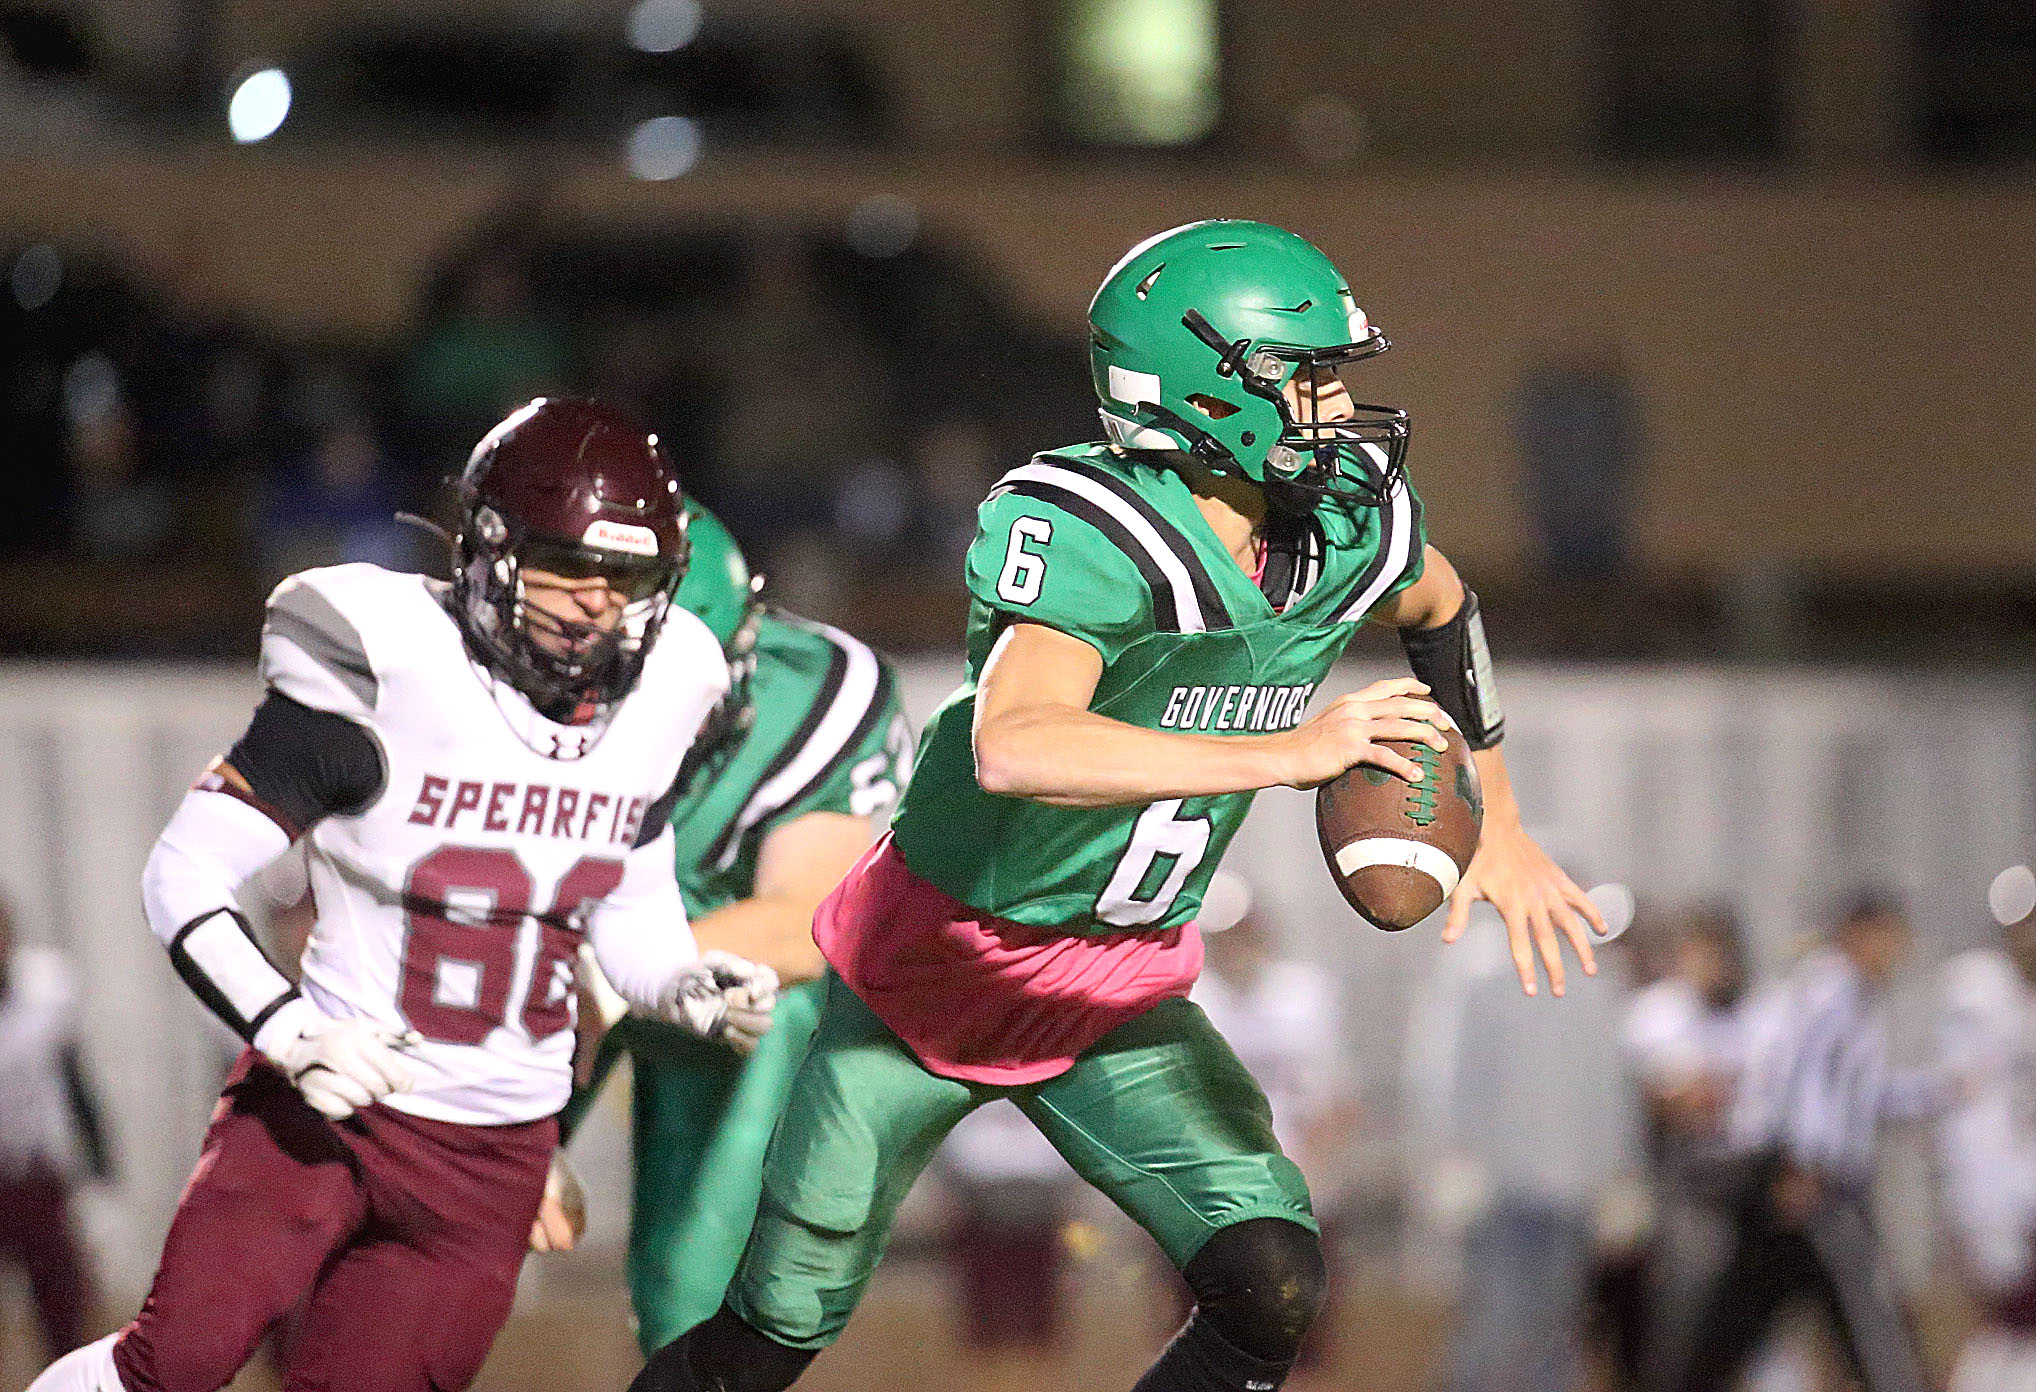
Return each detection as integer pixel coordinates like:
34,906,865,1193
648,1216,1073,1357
452,398,691,716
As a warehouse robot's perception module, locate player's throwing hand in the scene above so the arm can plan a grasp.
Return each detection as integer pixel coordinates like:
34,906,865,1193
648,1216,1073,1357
1443,822,1604,998
662,951,779,1055
256,998,421,1121
1277,677,1450,789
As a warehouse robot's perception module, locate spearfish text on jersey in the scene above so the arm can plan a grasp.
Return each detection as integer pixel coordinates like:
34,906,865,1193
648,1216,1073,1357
1157,682,1318,734
406,774,649,845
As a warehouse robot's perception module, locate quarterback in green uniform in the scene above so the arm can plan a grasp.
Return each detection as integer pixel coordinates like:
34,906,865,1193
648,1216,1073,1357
629,220,1607,1392
538,507,912,1351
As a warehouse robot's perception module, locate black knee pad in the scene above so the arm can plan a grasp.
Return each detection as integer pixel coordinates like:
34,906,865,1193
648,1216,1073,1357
630,1305,817,1392
1179,1218,1327,1364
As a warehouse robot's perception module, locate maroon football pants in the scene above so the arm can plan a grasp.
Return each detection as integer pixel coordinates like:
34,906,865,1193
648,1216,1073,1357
0,1163,94,1357
112,1050,553,1392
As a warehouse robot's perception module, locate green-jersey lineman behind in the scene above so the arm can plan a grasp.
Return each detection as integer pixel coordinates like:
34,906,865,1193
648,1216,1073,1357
629,221,1609,1392
538,507,912,1352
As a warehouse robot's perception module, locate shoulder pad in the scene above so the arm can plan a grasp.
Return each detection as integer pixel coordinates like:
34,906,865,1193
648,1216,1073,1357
636,606,729,707
979,458,1234,636
260,564,411,719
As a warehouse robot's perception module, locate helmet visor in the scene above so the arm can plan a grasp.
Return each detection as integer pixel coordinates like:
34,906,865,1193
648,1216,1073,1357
513,536,684,604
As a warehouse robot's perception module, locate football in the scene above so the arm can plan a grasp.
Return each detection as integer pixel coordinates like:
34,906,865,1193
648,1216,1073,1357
1315,724,1483,930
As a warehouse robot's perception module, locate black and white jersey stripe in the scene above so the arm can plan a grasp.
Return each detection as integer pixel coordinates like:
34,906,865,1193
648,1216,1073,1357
1297,520,1325,603
991,458,1233,634
703,621,894,871
1258,513,1327,611
1329,446,1423,624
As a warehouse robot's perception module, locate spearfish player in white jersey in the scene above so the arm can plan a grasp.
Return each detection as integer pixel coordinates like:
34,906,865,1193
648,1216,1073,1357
31,398,780,1392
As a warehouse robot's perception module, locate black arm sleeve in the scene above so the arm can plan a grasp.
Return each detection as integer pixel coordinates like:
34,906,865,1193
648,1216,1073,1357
59,1043,113,1181
1398,588,1505,749
226,690,386,835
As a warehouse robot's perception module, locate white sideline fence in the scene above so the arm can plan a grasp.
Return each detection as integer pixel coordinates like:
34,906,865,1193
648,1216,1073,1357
0,660,2029,1296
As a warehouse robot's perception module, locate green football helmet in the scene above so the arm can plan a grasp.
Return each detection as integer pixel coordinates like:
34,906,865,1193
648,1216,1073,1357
672,503,764,764
1087,219,1408,508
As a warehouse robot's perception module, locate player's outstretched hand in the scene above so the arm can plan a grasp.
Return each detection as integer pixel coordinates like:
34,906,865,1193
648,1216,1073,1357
256,999,421,1121
1277,678,1449,789
660,951,779,1056
1443,820,1603,998
529,1152,587,1253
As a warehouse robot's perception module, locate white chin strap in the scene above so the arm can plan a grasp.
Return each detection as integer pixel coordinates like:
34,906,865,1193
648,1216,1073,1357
1100,410,1187,452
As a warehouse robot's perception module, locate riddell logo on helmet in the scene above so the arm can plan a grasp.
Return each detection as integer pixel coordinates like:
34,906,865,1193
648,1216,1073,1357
582,519,660,557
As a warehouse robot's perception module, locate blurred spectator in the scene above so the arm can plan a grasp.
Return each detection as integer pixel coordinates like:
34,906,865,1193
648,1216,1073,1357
912,413,1000,570
1187,873,1354,1379
0,893,111,1361
1625,907,1750,1148
1937,868,2036,1392
151,339,271,481
257,409,418,584
1191,874,1352,1177
1407,892,1643,1392
1513,346,1640,582
832,455,914,554
1673,891,1950,1392
62,350,170,562
934,1102,1080,1361
1621,906,1758,1392
404,238,573,469
713,230,891,563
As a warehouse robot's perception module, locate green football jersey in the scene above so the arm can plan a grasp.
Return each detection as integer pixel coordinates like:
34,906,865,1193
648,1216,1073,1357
615,610,912,1070
670,611,911,914
889,442,1425,935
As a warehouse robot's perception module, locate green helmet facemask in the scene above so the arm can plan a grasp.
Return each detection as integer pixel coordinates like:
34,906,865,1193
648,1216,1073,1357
672,504,764,763
1087,219,1409,509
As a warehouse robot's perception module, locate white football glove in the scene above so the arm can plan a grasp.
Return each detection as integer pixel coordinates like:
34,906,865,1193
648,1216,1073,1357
255,997,421,1121
659,950,778,1056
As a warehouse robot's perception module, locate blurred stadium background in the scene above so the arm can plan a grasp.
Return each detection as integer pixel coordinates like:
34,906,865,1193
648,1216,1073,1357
3,0,2035,1388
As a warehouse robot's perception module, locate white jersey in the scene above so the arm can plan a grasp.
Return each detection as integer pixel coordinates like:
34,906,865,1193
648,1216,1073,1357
1939,949,2036,1293
263,563,725,1125
0,946,84,1175
1623,978,1748,1089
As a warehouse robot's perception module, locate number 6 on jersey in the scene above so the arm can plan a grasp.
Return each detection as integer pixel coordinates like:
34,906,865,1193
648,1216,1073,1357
996,516,1053,605
1097,799,1212,927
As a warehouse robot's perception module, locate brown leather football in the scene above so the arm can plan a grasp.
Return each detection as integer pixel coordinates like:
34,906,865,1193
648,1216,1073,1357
1315,726,1483,930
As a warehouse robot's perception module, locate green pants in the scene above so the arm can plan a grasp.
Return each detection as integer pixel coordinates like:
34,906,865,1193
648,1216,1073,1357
614,978,826,1353
727,976,1314,1350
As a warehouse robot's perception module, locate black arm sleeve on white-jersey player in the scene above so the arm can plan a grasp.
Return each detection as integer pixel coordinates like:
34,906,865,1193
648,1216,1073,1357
140,691,386,1046
224,689,385,836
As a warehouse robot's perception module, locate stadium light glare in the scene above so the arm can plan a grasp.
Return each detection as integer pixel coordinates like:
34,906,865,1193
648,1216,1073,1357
629,0,703,54
1585,882,1636,942
1991,865,2036,926
227,67,292,144
626,116,702,180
